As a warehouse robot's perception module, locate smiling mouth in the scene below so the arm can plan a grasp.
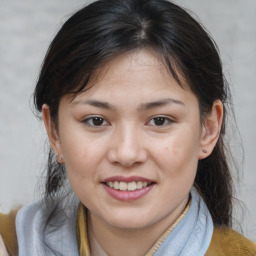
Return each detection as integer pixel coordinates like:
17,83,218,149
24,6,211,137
105,181,153,191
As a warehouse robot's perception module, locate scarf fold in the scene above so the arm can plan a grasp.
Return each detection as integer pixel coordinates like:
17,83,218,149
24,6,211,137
16,188,213,256
16,199,80,256
152,188,213,256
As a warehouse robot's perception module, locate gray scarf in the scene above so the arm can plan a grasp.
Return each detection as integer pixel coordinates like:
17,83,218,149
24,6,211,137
153,188,213,255
16,188,213,256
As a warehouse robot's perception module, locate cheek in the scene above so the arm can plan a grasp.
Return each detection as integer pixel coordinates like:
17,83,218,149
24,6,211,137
60,125,97,165
61,134,108,186
63,143,98,200
155,132,200,174
161,137,194,160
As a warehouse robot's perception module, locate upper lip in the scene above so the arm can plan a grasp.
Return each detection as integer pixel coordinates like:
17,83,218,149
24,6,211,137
102,176,154,183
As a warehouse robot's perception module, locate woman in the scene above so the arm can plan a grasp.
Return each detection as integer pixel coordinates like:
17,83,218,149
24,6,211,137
0,0,255,255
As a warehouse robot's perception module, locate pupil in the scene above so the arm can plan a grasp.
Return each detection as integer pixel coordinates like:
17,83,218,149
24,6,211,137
93,117,103,126
154,117,165,126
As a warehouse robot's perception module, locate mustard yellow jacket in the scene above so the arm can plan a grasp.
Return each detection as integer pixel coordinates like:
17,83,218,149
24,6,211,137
0,210,256,256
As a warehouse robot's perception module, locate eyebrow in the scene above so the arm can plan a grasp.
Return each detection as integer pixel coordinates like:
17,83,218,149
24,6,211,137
138,98,185,111
73,98,184,111
73,99,116,110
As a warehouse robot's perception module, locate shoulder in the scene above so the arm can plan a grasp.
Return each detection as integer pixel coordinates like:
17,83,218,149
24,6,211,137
206,226,256,256
0,209,19,256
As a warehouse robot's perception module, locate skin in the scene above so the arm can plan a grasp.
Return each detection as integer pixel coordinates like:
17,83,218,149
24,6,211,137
43,49,223,256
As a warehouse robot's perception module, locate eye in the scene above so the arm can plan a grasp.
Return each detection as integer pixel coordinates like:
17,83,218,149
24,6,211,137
83,116,109,127
148,116,173,127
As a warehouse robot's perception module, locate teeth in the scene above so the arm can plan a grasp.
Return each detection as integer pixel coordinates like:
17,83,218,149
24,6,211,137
128,181,137,191
137,181,143,189
114,181,119,190
106,181,151,191
119,182,128,191
143,181,147,188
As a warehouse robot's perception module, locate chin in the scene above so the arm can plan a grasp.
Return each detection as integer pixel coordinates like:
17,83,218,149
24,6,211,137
111,220,150,230
104,212,156,230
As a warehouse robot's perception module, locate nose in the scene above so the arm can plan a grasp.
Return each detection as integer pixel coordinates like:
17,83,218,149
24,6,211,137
107,124,148,168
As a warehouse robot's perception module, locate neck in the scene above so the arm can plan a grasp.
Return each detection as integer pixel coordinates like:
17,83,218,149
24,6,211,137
88,218,155,256
87,197,190,256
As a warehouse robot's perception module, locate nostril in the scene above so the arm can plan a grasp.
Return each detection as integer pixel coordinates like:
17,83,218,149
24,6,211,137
106,147,147,167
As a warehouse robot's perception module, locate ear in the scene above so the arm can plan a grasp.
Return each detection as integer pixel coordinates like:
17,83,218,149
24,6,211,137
198,99,223,160
42,104,64,163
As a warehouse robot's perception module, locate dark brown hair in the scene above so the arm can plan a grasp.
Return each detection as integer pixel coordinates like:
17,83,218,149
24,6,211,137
34,0,234,228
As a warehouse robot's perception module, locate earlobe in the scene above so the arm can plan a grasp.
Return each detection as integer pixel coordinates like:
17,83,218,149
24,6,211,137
42,104,63,159
198,100,223,160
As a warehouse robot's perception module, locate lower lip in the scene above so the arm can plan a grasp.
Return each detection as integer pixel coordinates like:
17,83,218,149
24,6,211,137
102,183,155,202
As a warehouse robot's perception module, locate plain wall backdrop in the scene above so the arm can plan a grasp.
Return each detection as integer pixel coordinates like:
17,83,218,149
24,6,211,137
0,0,255,241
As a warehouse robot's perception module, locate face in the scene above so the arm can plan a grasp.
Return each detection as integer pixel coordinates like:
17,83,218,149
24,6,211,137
46,50,209,232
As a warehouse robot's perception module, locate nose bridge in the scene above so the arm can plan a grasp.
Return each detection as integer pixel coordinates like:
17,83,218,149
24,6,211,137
108,122,147,167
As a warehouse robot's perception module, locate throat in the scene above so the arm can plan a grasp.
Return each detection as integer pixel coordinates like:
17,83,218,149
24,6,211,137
87,212,156,256
89,229,109,256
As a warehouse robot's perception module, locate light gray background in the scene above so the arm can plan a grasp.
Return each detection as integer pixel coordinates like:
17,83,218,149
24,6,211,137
0,0,255,241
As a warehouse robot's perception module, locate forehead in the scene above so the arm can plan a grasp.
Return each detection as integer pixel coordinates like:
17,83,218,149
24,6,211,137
68,49,196,106
95,50,182,85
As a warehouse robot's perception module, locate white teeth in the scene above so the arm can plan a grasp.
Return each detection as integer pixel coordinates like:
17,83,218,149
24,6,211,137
136,181,143,189
119,182,128,191
114,181,119,190
143,181,148,188
128,181,137,191
106,181,151,191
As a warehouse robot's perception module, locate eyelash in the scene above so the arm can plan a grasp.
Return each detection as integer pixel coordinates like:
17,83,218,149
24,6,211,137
147,116,173,127
83,115,173,128
83,116,109,127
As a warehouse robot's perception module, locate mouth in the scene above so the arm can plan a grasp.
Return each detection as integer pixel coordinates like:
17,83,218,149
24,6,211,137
101,176,155,201
105,181,153,191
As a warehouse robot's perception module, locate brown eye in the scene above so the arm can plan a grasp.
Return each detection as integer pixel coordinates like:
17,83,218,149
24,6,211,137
153,117,166,126
148,116,173,127
84,116,108,127
92,117,104,126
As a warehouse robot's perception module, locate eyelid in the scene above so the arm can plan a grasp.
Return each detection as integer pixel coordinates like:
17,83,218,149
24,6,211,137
82,115,109,127
146,115,174,127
